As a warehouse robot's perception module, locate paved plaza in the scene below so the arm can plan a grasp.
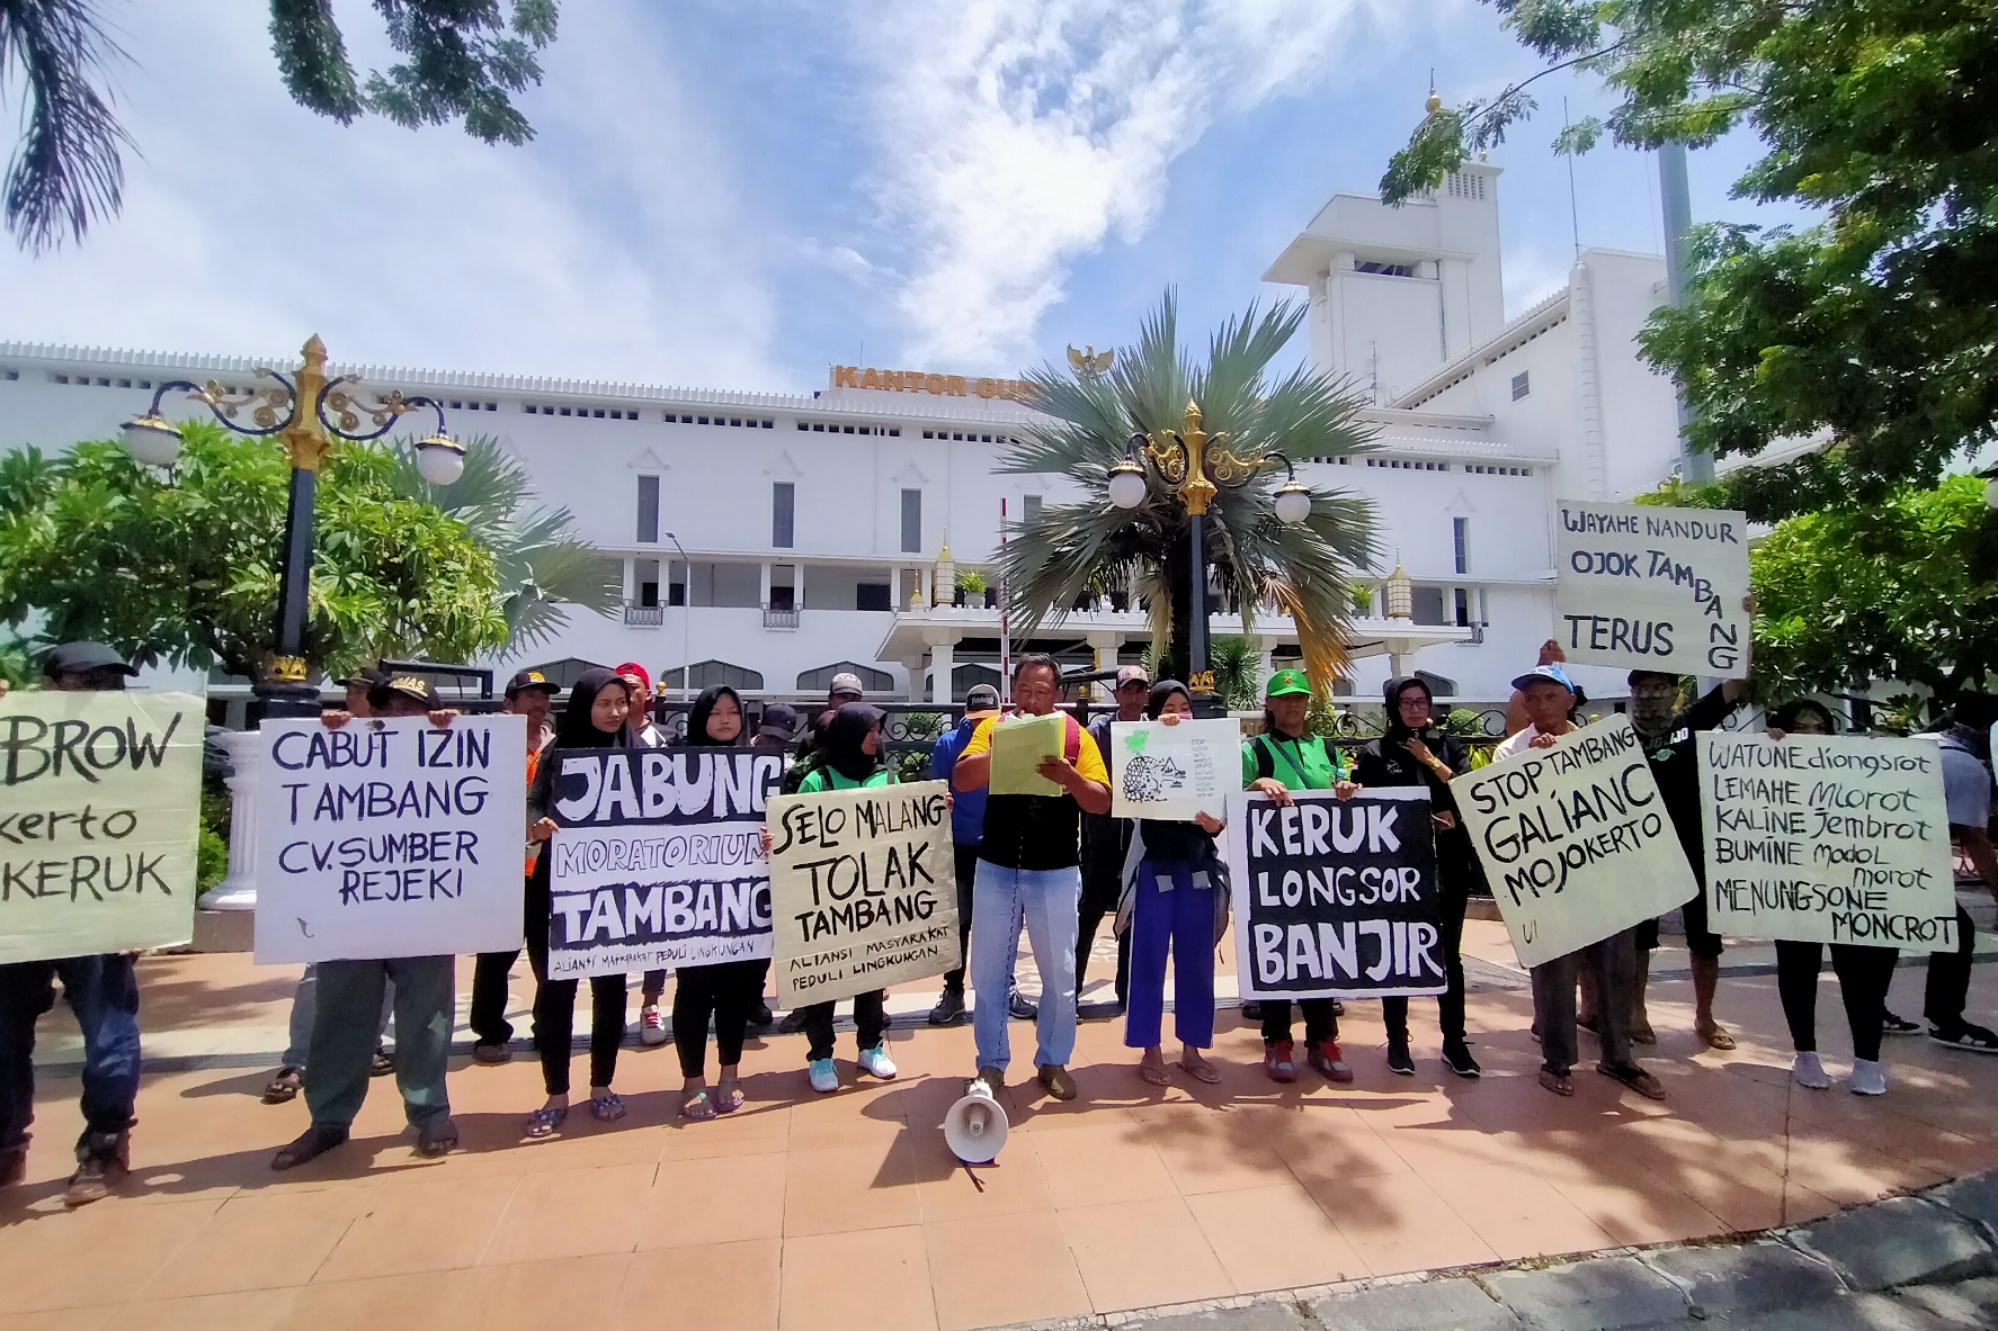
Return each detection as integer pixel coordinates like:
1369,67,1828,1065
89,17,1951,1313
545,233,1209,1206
5,913,1998,1331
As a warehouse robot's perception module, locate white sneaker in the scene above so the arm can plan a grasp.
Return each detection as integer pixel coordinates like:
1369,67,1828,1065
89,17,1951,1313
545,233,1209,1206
639,1003,667,1046
1791,1051,1831,1090
1849,1058,1887,1096
856,1043,898,1080
807,1058,840,1093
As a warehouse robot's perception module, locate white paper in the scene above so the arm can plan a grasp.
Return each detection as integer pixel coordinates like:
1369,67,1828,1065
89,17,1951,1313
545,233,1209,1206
1555,500,1751,678
1109,718,1237,821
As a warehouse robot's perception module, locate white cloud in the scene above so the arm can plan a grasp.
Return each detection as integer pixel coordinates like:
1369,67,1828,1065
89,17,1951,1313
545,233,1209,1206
860,0,1385,369
0,3,778,390
1501,243,1574,320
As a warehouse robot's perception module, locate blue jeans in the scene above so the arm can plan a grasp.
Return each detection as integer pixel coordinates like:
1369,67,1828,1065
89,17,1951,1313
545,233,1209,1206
971,861,1079,1072
304,957,454,1132
281,963,394,1070
1124,860,1217,1050
0,955,142,1160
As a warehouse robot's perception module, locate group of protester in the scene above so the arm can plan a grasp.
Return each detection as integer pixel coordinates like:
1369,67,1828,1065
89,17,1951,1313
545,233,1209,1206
4,638,1995,1209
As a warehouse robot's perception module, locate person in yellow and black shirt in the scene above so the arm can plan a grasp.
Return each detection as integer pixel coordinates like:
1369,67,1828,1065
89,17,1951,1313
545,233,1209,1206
953,654,1111,1101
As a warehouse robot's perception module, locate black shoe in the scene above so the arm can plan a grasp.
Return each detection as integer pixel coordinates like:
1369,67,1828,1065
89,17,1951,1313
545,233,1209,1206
748,1000,775,1030
1929,1021,1998,1054
1442,1040,1483,1079
1386,1035,1415,1076
1240,1001,1263,1021
928,989,967,1026
778,1009,808,1035
1009,992,1039,1021
1331,999,1345,1017
1881,1009,1920,1036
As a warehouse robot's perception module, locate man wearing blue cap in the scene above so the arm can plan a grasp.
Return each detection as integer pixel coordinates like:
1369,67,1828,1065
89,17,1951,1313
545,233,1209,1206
1494,662,1665,1102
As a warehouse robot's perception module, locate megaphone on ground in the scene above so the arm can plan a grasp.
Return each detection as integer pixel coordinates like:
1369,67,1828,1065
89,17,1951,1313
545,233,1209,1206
942,1078,1009,1164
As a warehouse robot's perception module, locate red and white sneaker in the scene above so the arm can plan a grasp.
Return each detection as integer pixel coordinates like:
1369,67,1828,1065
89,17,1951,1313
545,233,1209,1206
639,1003,668,1047
1264,1039,1298,1083
1308,1040,1354,1083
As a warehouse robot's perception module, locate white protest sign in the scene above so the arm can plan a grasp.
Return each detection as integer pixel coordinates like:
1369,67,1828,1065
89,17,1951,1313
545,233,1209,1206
0,691,204,963
766,779,957,1007
1453,715,1697,968
1701,733,1956,953
1110,718,1236,821
255,715,528,963
1556,500,1751,678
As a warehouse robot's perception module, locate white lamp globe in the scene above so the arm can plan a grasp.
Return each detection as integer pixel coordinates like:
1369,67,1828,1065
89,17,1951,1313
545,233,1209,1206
1106,463,1147,509
1986,475,1998,510
1273,483,1312,525
120,415,183,467
415,435,466,486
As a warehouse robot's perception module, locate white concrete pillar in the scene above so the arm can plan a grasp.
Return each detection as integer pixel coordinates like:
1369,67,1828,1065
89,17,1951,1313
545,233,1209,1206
929,639,956,704
919,565,933,608
759,561,773,608
1086,630,1122,701
620,556,636,606
200,728,265,911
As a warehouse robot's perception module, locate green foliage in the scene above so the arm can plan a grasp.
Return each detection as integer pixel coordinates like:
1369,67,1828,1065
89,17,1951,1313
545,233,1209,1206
0,422,508,679
385,433,617,658
1749,475,1998,707
1381,0,1998,518
1444,707,1484,737
999,290,1379,695
955,569,987,595
1350,584,1374,614
7,1,558,251
1208,636,1261,710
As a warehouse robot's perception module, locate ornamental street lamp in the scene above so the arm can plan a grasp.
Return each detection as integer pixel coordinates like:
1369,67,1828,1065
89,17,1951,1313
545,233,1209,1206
120,335,464,716
1106,398,1312,704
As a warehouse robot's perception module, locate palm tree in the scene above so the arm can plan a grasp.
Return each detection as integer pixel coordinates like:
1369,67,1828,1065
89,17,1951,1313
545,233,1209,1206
387,433,619,658
999,290,1378,693
1,0,131,252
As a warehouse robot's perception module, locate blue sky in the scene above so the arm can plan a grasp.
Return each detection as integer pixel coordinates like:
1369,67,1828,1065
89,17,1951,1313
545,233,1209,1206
0,1,1810,395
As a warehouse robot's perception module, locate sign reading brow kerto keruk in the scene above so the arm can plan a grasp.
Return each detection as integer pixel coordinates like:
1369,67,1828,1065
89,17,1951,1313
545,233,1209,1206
765,780,957,1007
1700,733,1956,952
1556,500,1751,678
1224,787,1445,999
256,715,528,963
0,691,204,964
1453,715,1698,968
546,748,784,979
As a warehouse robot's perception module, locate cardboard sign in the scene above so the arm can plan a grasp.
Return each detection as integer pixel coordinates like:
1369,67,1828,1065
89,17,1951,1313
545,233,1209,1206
1701,733,1957,952
766,779,957,1006
1453,715,1697,967
546,748,784,979
1224,787,1446,999
1556,500,1751,678
256,715,528,963
0,691,204,963
1110,719,1236,821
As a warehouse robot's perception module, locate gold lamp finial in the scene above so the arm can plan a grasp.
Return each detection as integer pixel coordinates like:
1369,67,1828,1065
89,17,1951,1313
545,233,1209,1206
1425,72,1441,116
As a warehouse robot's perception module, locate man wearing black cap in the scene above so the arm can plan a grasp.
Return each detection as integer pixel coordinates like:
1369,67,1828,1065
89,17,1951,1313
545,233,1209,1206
0,644,145,1205
272,674,464,1170
752,703,799,752
468,670,559,1063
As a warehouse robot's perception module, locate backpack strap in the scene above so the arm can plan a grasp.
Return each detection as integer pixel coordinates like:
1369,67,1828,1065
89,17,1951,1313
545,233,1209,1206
1253,734,1277,782
1065,714,1083,764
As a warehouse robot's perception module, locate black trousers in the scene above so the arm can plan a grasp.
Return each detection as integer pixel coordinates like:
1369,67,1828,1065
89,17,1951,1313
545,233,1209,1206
673,959,761,1079
1777,940,1897,1062
801,990,887,1062
943,842,979,992
470,948,520,1047
1923,905,1976,1030
524,862,627,1095
1261,999,1338,1046
1381,865,1470,1043
1076,858,1132,1005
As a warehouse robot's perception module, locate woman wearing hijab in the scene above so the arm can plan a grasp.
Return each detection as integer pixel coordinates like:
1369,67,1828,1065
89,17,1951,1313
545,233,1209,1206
1122,681,1226,1085
618,661,673,1044
1242,668,1360,1084
672,686,764,1119
522,669,636,1137
788,702,899,1093
1352,677,1482,1078
1766,701,1895,1095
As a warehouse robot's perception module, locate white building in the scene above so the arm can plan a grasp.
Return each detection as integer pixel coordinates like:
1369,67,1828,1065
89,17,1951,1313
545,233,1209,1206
0,157,1688,710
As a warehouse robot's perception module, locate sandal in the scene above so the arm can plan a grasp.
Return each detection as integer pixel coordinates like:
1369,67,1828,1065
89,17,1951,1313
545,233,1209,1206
262,1066,303,1105
1537,1069,1574,1098
1180,1053,1221,1085
1630,1021,1658,1046
1698,1024,1738,1052
714,1077,743,1114
590,1092,626,1123
1137,1060,1170,1087
370,1048,395,1077
681,1090,718,1121
416,1116,459,1157
1597,1062,1667,1101
525,1105,567,1139
271,1124,348,1171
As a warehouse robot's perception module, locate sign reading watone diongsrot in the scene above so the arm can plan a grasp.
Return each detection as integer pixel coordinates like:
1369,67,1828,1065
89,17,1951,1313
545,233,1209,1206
1555,500,1751,678
765,780,957,1007
1224,787,1446,999
256,715,527,963
0,691,204,964
546,748,785,979
1700,732,1957,953
1453,715,1698,968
